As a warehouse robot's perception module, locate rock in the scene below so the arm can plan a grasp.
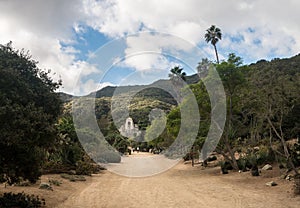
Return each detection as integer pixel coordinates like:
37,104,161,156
280,174,287,180
266,181,277,186
253,146,260,151
262,164,272,171
69,170,76,175
39,183,53,191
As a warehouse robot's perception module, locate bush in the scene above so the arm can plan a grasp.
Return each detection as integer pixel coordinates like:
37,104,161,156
48,179,62,186
241,146,276,171
42,160,74,174
0,192,45,207
237,158,248,172
183,151,199,161
245,153,257,168
207,155,217,162
291,142,300,167
219,161,229,174
60,174,86,182
256,146,275,165
75,161,94,176
294,174,300,195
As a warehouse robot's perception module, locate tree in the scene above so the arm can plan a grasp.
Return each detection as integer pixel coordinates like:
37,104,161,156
197,58,212,78
212,53,246,170
246,67,299,174
169,66,186,81
145,110,166,141
169,66,186,101
205,25,222,64
0,43,62,184
189,81,212,166
217,53,245,127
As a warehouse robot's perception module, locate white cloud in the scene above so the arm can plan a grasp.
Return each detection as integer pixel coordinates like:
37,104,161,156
73,80,113,96
0,0,84,40
84,0,300,61
123,53,174,72
122,33,197,72
0,0,90,95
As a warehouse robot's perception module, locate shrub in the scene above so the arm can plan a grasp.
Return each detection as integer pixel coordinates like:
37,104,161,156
75,161,94,176
291,142,300,167
255,146,275,165
294,174,300,195
183,153,191,161
16,180,31,187
219,161,229,174
207,155,217,162
183,151,199,161
246,153,257,168
237,158,248,172
42,160,74,174
60,173,86,182
0,192,45,207
241,146,276,171
48,179,62,186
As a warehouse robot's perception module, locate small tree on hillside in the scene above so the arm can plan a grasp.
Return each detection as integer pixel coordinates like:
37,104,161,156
169,66,186,102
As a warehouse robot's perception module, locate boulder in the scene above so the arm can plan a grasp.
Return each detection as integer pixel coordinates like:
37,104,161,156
266,181,277,186
286,175,292,181
262,164,272,171
69,170,76,175
280,174,287,180
39,183,53,191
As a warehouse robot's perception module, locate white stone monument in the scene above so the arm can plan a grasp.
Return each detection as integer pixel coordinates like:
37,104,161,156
119,117,141,139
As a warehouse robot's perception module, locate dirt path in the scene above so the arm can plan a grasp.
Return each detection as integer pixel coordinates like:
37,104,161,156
56,154,299,208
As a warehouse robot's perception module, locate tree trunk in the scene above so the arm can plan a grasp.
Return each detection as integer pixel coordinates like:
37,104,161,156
192,146,194,167
267,117,299,175
226,95,238,170
223,134,239,170
213,44,219,64
230,96,232,120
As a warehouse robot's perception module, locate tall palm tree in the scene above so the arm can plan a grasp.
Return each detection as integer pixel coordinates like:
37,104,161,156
169,66,186,102
169,66,186,81
205,25,222,64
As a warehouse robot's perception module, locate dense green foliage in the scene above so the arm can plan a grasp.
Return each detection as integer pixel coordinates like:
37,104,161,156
160,53,300,172
0,43,62,184
79,52,300,172
0,192,45,208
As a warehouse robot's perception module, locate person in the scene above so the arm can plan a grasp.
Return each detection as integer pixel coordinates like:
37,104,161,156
137,146,139,153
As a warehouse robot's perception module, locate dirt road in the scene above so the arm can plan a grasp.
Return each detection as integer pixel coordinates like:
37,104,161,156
56,153,299,208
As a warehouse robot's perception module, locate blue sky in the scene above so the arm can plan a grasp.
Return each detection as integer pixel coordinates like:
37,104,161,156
1,0,299,95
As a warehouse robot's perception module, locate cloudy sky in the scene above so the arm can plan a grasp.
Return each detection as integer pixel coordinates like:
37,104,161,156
1,0,299,95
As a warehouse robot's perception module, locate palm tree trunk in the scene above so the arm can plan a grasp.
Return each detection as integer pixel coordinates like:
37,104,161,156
214,44,220,64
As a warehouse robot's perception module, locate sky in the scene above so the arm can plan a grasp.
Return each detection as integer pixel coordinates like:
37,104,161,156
1,0,300,95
